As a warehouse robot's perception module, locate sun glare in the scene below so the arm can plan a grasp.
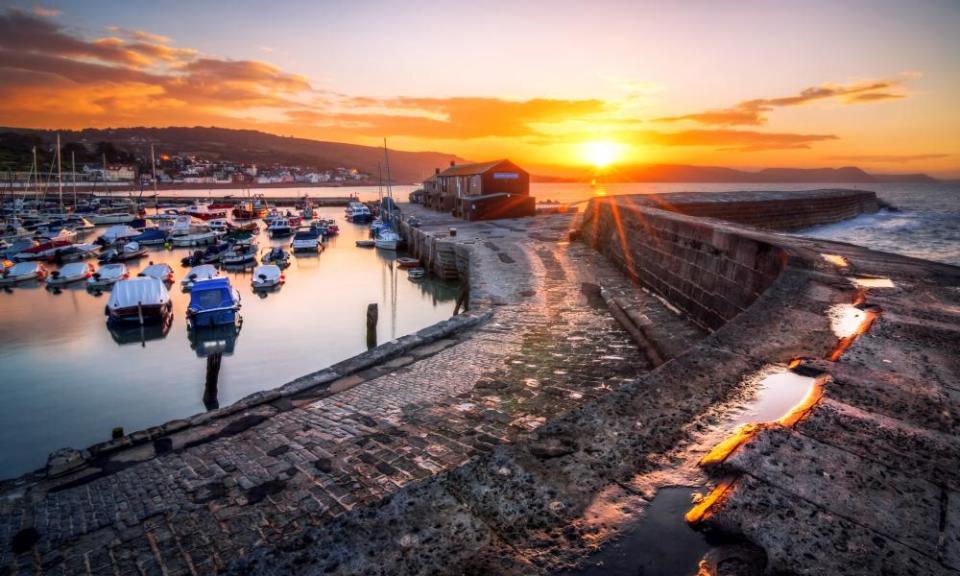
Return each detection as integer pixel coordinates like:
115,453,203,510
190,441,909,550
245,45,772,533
581,140,623,169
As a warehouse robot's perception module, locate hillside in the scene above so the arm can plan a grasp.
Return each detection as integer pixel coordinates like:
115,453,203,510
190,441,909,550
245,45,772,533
0,126,465,184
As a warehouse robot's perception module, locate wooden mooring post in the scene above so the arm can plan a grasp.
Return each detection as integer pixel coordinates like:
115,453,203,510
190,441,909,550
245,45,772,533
366,303,379,348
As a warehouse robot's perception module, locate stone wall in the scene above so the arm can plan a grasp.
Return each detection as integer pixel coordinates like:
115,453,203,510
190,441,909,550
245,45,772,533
580,200,787,331
620,188,879,231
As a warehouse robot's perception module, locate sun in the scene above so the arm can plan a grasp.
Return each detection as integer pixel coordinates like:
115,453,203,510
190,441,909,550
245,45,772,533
581,140,623,169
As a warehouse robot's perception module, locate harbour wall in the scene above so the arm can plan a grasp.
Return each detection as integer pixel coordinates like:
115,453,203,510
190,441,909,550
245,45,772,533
579,189,877,330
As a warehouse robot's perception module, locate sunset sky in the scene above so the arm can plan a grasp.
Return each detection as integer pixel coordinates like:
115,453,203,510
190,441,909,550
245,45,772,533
1,0,958,176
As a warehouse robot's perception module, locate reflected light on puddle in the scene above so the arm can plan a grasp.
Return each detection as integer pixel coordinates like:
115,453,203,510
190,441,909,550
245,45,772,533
820,254,849,267
829,303,868,338
851,277,895,288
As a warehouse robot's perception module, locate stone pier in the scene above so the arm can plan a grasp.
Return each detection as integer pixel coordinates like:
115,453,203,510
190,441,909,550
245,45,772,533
1,189,957,576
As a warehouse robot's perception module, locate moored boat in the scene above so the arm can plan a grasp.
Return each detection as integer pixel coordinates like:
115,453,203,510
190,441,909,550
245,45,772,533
374,229,400,251
182,201,228,221
129,228,168,246
181,264,219,291
46,262,94,286
396,257,420,269
105,277,172,324
355,239,375,248
14,239,73,261
98,241,146,263
345,201,372,223
87,263,128,289
261,247,291,268
291,227,321,252
97,224,140,246
139,263,175,284
266,216,294,238
47,243,100,263
251,264,284,290
407,267,426,280
186,277,241,328
220,241,258,267
0,261,47,284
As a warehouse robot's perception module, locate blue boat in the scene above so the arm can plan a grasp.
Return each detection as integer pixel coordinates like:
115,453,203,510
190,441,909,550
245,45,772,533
131,228,168,246
186,277,241,328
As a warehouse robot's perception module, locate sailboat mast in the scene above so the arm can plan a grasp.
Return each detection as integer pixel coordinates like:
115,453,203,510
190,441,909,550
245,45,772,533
382,138,393,222
71,151,77,212
151,144,159,215
56,133,63,214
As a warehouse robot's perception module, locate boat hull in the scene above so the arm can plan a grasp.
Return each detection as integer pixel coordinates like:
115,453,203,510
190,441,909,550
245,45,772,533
107,302,172,324
188,308,239,328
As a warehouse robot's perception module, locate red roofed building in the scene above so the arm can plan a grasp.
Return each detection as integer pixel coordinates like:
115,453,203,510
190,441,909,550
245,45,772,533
425,159,534,221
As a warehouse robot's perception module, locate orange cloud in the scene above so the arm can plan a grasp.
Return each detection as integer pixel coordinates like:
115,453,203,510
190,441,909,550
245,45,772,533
657,79,910,126
31,5,60,17
639,129,838,151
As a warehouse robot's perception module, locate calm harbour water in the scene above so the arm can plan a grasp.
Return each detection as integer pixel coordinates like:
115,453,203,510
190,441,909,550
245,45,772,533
2,181,955,479
0,206,457,478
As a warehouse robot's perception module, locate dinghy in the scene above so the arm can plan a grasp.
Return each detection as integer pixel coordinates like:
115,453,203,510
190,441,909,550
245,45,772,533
98,241,146,263
407,267,426,280
186,277,241,328
375,229,400,251
139,263,175,284
0,261,47,284
181,264,219,292
355,239,375,248
291,227,321,252
220,241,258,266
261,247,291,268
87,263,128,289
396,257,420,269
251,264,284,290
47,262,94,286
106,277,172,324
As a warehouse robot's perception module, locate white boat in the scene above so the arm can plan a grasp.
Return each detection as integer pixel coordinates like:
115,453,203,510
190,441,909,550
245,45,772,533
36,227,77,243
139,263,175,284
207,218,233,234
169,216,219,247
291,227,321,252
98,224,140,245
345,201,372,222
87,263,128,289
182,201,227,221
99,241,146,262
0,261,47,284
85,207,137,225
266,216,294,238
106,277,172,324
261,247,291,268
251,264,284,290
375,229,400,251
220,242,258,266
47,262,94,286
181,264,219,291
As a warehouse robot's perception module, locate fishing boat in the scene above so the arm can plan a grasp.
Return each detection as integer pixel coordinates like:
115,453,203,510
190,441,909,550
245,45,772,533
220,241,258,267
266,216,294,238
232,195,269,219
139,263,175,284
169,216,219,247
182,201,228,221
324,220,340,236
46,262,94,286
291,227,321,252
345,201,372,223
105,277,172,324
355,239,375,248
251,264,284,290
181,264,219,291
396,257,420,269
97,224,140,246
181,243,230,267
0,261,47,284
299,196,315,220
407,267,426,280
375,229,400,251
13,239,73,261
186,277,241,328
130,228,168,246
261,247,291,268
87,263,128,289
99,241,146,263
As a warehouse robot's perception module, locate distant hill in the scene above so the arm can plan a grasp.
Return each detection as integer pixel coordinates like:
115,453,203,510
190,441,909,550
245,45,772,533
533,163,938,183
0,126,465,184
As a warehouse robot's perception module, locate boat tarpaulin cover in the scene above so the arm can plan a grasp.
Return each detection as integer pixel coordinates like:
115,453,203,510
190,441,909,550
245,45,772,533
108,277,170,310
100,225,139,243
188,278,239,312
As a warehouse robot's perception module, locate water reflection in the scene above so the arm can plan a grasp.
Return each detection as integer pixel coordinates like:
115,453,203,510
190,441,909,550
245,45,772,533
108,316,173,347
189,324,241,411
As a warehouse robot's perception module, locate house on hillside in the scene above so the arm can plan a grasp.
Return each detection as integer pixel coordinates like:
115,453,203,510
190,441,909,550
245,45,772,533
426,159,534,221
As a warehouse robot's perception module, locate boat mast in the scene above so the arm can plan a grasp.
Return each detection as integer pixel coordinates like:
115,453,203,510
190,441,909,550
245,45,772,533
382,138,393,224
151,144,159,215
56,133,63,214
71,151,77,212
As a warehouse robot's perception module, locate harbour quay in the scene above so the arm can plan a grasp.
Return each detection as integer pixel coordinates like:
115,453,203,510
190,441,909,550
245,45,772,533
1,189,958,576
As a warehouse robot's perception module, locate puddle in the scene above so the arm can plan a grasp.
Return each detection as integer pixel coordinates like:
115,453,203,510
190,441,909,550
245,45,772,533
730,369,818,427
828,304,868,338
820,253,849,267
850,276,895,288
559,486,710,576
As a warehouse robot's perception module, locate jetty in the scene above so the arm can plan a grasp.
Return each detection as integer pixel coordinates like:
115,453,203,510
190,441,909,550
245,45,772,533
1,189,957,576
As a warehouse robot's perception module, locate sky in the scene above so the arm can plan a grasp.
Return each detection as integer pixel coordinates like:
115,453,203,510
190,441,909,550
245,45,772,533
0,0,958,176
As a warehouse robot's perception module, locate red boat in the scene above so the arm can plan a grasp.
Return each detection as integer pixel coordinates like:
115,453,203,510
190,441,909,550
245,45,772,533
13,239,73,261
207,201,235,210
181,202,228,221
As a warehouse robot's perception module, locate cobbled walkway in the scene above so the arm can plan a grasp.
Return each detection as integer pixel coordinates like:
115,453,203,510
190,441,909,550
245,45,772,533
0,212,705,575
